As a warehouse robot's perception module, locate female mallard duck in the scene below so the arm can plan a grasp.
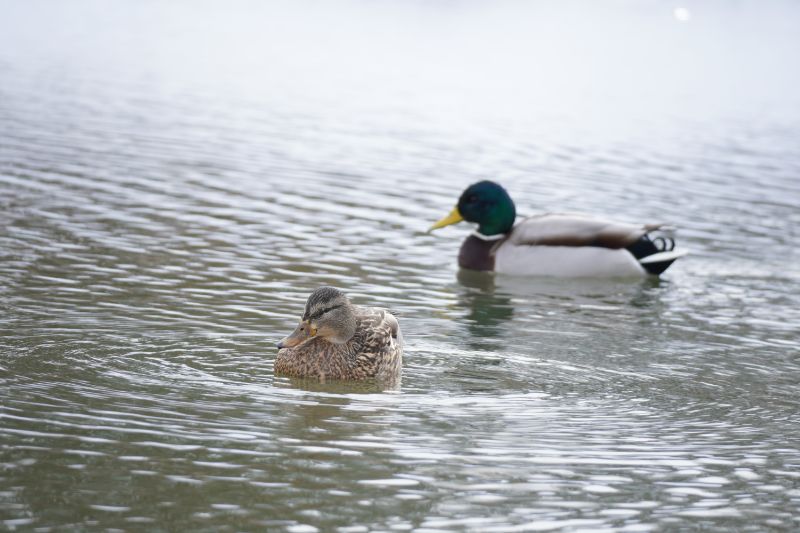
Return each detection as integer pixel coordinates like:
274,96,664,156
275,287,403,382
429,181,687,277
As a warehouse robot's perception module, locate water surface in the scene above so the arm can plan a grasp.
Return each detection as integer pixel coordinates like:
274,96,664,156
2,1,800,531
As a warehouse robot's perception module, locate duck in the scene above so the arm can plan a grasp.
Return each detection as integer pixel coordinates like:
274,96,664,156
275,287,403,382
429,181,687,277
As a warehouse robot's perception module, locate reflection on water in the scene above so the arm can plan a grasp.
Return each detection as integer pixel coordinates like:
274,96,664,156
2,0,800,531
455,269,515,350
275,376,402,394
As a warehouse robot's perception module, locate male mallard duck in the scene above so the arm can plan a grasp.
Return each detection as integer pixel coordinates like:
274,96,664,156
429,181,687,277
275,287,403,382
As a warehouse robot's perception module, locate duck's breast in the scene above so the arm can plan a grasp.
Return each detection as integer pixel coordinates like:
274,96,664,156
458,235,498,271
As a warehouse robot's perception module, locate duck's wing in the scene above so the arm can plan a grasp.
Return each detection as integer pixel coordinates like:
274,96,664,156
356,307,402,345
354,307,403,382
381,311,401,342
508,213,664,249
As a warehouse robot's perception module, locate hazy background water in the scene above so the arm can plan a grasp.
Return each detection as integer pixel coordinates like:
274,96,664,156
2,0,800,531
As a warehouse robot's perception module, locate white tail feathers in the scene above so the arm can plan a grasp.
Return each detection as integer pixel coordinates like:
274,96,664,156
638,249,689,265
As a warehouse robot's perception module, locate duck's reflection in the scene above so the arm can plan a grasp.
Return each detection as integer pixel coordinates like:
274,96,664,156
263,384,406,523
455,269,515,350
628,275,666,308
275,375,400,394
454,269,671,348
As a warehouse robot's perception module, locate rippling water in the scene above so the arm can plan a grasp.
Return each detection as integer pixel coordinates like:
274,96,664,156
2,0,800,531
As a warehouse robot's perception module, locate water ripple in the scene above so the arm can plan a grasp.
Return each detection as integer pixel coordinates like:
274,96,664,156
3,0,800,531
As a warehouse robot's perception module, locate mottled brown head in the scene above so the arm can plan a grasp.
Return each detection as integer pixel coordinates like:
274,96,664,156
277,287,357,349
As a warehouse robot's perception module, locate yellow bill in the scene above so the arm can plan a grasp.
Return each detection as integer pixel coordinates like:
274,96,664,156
428,207,464,232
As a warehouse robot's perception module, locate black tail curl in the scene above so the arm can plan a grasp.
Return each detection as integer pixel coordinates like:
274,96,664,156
626,234,678,275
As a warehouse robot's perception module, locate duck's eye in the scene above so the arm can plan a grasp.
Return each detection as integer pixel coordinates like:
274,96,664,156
467,194,478,203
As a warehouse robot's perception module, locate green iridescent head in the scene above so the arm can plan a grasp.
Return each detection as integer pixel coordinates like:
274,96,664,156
429,180,517,236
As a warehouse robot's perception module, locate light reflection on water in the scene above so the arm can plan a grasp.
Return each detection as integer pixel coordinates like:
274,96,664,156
2,0,800,531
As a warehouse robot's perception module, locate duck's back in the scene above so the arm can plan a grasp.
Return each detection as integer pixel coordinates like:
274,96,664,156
507,213,659,248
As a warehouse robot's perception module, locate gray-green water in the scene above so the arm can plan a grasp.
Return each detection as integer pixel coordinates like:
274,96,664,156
2,1,800,531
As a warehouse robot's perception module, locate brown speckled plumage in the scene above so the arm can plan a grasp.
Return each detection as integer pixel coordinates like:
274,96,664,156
275,303,402,382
